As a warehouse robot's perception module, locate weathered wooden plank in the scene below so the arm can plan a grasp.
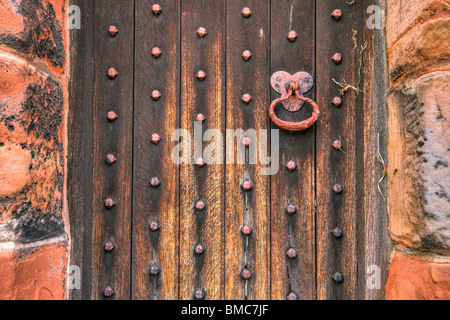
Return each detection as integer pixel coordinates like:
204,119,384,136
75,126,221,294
225,0,271,300
68,0,94,300
132,0,180,300
359,0,391,300
270,0,316,300
90,0,134,300
316,0,362,300
179,0,226,300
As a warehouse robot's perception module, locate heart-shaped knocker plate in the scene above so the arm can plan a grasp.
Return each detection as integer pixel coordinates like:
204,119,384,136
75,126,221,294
270,71,314,112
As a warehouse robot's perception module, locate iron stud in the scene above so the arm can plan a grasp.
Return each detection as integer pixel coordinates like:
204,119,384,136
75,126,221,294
332,96,342,107
194,289,206,300
241,269,252,280
241,180,252,191
332,184,343,194
242,50,252,61
241,224,253,236
196,70,206,81
149,220,160,232
242,136,251,147
194,244,205,255
287,292,298,300
149,264,161,276
151,90,162,101
107,68,118,79
151,133,162,144
332,139,343,151
195,200,206,211
241,7,252,18
152,4,162,16
241,93,252,104
331,227,343,239
104,241,115,253
108,25,119,37
196,157,206,168
286,161,297,172
151,47,162,58
332,272,344,284
286,248,298,259
107,111,118,122
331,9,342,21
197,27,207,38
196,113,206,122
287,30,298,42
286,204,298,215
332,53,342,64
104,198,115,209
106,154,117,166
103,286,115,298
150,177,161,188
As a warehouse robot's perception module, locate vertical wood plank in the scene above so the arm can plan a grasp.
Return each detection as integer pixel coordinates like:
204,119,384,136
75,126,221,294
68,0,94,300
270,0,316,300
316,0,362,300
132,0,180,300
91,0,134,300
225,0,271,300
179,0,226,300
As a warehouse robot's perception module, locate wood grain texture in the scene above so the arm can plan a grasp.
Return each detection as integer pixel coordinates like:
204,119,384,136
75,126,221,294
132,0,180,300
68,0,94,300
90,0,134,300
179,0,226,300
316,0,361,300
225,0,271,300
270,0,316,300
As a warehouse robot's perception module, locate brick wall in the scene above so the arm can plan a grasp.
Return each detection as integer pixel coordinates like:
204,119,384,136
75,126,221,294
0,0,68,299
385,0,450,299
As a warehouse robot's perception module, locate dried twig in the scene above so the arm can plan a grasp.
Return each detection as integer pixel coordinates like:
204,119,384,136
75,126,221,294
346,0,356,4
377,133,387,203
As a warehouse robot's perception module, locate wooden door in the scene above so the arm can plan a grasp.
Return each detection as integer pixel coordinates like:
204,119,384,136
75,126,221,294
68,0,390,300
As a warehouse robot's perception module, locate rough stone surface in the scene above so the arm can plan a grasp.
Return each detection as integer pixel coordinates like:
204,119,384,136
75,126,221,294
0,0,66,73
386,251,450,300
0,56,64,244
0,241,67,300
387,71,450,254
386,0,450,47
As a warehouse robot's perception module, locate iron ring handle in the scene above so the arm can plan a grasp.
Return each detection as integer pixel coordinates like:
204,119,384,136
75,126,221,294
269,83,320,132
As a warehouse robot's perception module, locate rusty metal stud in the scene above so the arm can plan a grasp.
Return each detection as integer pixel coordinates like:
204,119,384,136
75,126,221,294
332,272,344,284
195,200,206,211
331,9,342,21
194,243,205,255
242,50,252,61
332,184,343,194
107,111,118,122
151,90,162,101
104,198,115,209
287,292,298,300
149,263,161,276
197,27,207,38
149,220,160,232
103,286,115,298
332,139,343,151
194,289,206,300
241,136,251,147
241,93,252,104
241,7,252,18
104,241,115,253
241,224,253,236
287,30,298,42
107,68,118,79
331,53,342,64
195,113,206,122
151,133,161,144
286,204,298,215
108,25,119,37
152,4,162,16
150,177,161,188
286,248,298,259
286,161,297,172
106,154,117,166
332,96,342,107
196,70,206,81
151,47,162,58
331,227,343,239
241,269,252,280
241,180,252,191
195,157,206,168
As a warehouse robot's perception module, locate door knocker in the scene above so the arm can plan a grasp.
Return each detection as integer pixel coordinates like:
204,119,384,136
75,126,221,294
269,71,320,132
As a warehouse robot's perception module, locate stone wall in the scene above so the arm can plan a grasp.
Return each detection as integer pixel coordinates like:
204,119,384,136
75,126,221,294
0,0,68,299
385,0,450,299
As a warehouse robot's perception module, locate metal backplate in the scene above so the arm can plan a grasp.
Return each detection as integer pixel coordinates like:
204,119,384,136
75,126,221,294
270,71,314,112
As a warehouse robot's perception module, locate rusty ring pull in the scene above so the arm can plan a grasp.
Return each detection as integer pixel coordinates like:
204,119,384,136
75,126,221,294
269,82,320,132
